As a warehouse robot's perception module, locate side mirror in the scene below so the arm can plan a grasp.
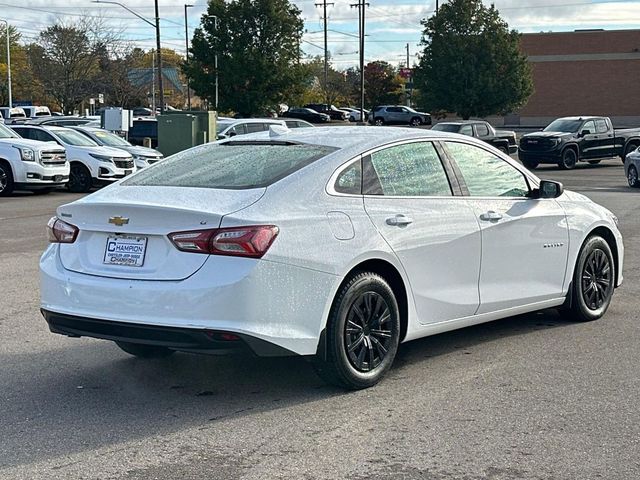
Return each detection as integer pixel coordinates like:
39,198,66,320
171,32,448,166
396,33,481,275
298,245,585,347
534,180,564,199
228,131,237,137
579,129,590,137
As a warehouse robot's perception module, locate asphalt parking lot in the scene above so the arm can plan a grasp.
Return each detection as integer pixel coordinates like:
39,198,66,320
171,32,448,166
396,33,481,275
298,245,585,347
1,158,638,480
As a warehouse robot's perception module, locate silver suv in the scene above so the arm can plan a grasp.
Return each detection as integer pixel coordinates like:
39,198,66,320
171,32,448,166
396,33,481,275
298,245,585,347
369,106,432,126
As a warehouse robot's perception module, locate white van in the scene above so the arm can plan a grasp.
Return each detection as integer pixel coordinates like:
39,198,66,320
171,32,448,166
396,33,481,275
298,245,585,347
22,106,52,118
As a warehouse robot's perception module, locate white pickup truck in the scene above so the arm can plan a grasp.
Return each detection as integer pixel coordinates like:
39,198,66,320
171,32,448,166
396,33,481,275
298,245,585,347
0,123,68,196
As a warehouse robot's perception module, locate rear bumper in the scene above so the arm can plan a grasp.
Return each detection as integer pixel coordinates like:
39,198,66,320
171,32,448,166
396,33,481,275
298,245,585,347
40,245,338,356
42,309,294,356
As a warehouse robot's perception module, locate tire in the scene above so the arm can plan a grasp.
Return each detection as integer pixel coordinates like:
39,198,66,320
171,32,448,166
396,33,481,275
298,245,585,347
498,145,509,155
566,236,615,322
68,163,92,193
313,272,401,389
0,161,14,197
115,341,176,359
522,159,539,170
628,165,639,188
559,148,578,170
374,118,385,126
588,160,601,165
409,117,421,127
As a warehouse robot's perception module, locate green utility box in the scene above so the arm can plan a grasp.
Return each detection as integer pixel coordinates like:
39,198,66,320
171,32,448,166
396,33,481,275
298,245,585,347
157,111,217,157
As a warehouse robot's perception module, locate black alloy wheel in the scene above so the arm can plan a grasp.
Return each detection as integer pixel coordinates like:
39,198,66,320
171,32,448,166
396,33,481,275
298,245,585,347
314,272,400,389
68,164,92,193
567,236,615,322
559,148,578,170
628,165,639,188
580,248,612,311
498,145,509,155
374,118,385,126
0,162,14,196
344,292,394,373
410,117,421,127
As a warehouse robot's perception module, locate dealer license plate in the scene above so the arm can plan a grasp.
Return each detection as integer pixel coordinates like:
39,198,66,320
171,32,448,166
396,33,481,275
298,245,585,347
103,235,148,267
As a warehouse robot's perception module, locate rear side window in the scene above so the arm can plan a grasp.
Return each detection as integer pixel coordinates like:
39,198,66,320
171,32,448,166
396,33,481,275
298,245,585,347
245,123,265,133
445,142,529,197
475,123,490,136
363,142,452,197
123,143,338,190
595,119,608,133
334,160,362,194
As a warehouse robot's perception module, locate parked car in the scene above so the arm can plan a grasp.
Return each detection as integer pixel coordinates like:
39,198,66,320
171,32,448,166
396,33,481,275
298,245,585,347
286,108,330,124
0,122,67,196
132,107,155,117
128,118,158,148
25,116,94,127
40,126,623,389
304,104,349,121
431,121,517,154
369,106,431,126
624,145,640,187
69,126,163,170
12,125,135,193
340,107,369,122
22,106,52,118
280,118,315,129
519,116,640,170
216,118,286,140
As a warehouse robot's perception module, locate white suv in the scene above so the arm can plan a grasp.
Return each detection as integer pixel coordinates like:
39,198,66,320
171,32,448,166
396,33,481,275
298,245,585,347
12,125,135,193
0,123,68,196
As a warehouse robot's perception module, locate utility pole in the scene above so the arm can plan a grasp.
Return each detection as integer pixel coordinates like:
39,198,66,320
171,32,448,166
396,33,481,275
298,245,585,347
436,0,439,13
315,0,334,105
184,4,193,110
350,1,368,123
0,20,12,108
154,0,164,112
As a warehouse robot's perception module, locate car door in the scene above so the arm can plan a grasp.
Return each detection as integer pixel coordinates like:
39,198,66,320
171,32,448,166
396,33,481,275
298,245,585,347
362,141,481,324
579,120,598,159
443,140,569,313
594,118,615,158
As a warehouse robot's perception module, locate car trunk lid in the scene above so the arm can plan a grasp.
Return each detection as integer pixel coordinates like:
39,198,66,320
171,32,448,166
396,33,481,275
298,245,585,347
57,186,265,280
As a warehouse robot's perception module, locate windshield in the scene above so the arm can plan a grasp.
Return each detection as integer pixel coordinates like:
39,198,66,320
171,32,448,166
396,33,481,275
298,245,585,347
123,143,338,190
0,123,19,139
544,119,583,133
431,124,460,133
216,121,233,134
92,130,131,146
54,129,99,146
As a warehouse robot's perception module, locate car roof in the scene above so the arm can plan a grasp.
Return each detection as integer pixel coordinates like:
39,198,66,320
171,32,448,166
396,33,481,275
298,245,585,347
220,125,467,153
555,116,601,121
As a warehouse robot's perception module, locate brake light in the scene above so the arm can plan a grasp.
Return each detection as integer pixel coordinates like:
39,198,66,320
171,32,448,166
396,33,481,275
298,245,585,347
168,225,279,258
47,217,79,243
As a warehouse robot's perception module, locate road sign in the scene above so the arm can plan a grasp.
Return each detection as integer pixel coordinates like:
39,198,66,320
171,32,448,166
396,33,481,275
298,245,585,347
98,94,104,104
399,68,413,79
89,98,95,105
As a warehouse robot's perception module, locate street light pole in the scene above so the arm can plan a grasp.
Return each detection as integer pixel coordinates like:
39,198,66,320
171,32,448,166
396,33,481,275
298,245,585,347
93,0,163,112
214,15,218,111
184,4,193,110
0,19,12,108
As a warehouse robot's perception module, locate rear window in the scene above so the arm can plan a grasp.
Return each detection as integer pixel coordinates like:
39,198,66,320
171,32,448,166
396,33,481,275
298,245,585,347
123,143,338,190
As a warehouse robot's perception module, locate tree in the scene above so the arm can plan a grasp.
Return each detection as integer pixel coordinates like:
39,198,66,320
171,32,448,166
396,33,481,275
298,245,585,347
29,18,124,113
185,0,304,116
0,25,45,106
414,0,533,119
363,61,402,107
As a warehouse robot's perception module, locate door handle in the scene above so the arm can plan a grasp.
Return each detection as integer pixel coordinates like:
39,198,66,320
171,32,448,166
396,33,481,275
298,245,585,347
479,211,503,221
386,214,414,226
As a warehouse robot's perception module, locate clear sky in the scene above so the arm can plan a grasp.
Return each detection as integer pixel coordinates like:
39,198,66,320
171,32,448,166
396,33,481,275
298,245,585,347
2,0,639,68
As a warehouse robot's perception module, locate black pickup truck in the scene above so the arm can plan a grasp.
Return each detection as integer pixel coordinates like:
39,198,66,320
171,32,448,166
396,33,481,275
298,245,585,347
431,121,517,154
519,116,640,170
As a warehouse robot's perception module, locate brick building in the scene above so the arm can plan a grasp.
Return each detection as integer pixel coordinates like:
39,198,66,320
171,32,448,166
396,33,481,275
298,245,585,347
510,29,640,127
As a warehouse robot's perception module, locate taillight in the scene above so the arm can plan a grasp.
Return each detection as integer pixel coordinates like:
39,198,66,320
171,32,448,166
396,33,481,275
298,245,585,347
168,225,279,258
47,217,79,243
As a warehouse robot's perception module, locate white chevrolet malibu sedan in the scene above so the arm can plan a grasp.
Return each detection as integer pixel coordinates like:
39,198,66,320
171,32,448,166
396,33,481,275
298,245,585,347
40,126,624,389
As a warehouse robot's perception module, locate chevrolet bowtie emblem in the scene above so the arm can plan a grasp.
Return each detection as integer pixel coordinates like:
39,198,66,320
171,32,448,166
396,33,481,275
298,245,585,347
109,216,130,227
